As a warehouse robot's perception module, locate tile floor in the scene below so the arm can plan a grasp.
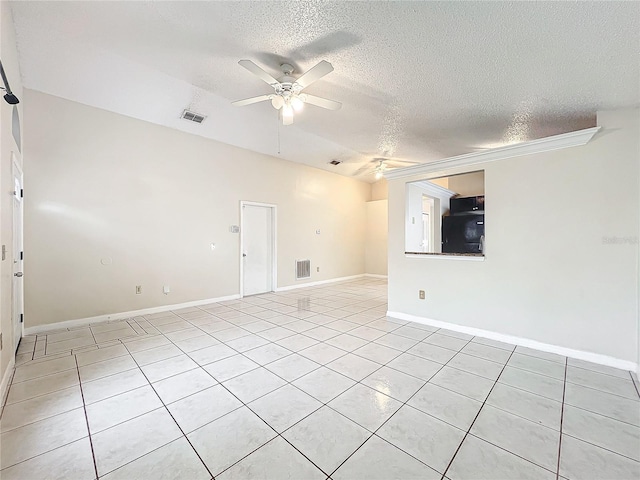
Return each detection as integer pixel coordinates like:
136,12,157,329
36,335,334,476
1,278,639,479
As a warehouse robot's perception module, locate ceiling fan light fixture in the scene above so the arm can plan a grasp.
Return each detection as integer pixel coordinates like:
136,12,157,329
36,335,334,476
375,169,384,180
271,95,284,109
234,59,339,126
282,103,294,123
291,96,304,112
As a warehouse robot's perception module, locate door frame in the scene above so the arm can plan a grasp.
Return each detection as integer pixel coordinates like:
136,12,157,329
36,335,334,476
11,152,24,351
239,201,277,298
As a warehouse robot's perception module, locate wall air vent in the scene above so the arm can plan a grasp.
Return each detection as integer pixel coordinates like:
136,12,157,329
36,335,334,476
181,110,206,123
328,160,341,166
296,260,311,280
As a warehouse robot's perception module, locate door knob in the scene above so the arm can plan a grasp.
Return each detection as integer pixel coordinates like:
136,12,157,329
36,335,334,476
242,253,247,257
14,272,23,277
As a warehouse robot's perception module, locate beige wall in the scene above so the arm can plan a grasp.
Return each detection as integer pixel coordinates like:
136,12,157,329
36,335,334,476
448,170,484,197
23,90,371,327
365,200,388,276
430,177,448,190
0,2,24,393
388,108,640,364
371,179,388,200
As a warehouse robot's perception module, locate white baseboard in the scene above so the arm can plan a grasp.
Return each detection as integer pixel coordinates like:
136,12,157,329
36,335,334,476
363,274,388,279
275,274,369,292
25,293,241,336
1,357,16,408
24,274,389,337
387,311,638,372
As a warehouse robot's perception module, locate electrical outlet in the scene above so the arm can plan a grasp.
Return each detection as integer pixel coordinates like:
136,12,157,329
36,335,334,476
136,285,142,294
316,267,320,272
419,290,425,300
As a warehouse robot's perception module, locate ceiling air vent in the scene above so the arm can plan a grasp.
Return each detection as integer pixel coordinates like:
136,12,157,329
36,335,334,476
181,110,206,124
328,160,341,166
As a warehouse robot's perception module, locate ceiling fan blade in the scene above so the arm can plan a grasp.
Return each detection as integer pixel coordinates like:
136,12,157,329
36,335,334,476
231,95,272,107
302,94,342,111
353,164,376,176
238,60,280,86
384,160,421,167
295,60,334,89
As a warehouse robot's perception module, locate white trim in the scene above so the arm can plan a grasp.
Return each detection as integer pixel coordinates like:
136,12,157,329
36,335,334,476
405,253,485,261
12,152,24,350
24,293,241,336
1,357,16,408
413,180,457,199
364,274,388,279
240,201,277,298
275,274,368,292
387,311,638,372
385,127,601,180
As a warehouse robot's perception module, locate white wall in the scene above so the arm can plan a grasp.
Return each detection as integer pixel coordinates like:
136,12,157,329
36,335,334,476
0,2,24,397
23,90,371,327
365,200,388,276
388,108,640,365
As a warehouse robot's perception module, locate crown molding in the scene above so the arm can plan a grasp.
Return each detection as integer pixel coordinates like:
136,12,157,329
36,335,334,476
385,126,601,180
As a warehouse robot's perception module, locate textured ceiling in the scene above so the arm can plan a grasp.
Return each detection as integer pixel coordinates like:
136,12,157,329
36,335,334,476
10,1,640,181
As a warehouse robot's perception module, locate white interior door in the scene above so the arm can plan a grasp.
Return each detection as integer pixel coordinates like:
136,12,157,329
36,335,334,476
242,203,275,296
12,156,24,351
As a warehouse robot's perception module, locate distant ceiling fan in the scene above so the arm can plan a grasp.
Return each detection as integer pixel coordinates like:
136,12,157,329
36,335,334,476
353,157,421,179
232,60,341,125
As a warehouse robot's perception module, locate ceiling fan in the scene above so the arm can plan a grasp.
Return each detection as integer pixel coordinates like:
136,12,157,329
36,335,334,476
232,60,341,125
353,157,421,179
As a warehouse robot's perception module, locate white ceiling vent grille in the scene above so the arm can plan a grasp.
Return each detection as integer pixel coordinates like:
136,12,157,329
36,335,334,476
181,110,206,123
296,260,311,280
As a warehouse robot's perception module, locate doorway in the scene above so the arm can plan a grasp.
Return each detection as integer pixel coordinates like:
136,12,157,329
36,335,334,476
240,202,277,297
12,153,24,351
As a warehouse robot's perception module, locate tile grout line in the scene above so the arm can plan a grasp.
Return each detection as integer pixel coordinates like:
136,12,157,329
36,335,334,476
440,348,516,480
325,333,481,478
629,371,640,399
154,295,413,478
156,330,332,478
205,328,416,478
2,281,388,473
556,357,568,480
9,314,508,443
118,341,216,480
10,342,633,420
9,280,637,478
130,313,337,478
74,355,100,480
87,324,99,350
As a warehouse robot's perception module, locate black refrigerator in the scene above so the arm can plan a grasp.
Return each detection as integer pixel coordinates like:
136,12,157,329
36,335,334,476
442,196,485,254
